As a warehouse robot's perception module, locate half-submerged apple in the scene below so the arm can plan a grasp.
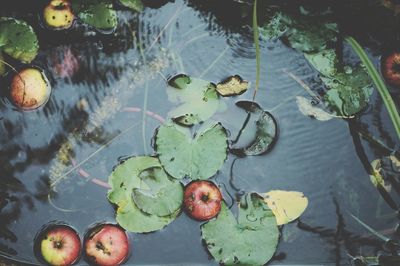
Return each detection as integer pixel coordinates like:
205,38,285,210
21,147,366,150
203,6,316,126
43,0,75,30
183,180,223,221
37,224,81,266
10,67,51,110
84,224,129,266
381,51,400,88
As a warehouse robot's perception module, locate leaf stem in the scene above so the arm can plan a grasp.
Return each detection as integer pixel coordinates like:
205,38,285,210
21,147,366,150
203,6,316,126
252,0,261,100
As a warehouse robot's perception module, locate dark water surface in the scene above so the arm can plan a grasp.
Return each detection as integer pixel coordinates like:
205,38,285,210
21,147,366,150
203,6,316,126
0,0,399,265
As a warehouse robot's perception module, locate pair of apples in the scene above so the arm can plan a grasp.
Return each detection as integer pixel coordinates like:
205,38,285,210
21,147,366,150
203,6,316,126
37,181,223,266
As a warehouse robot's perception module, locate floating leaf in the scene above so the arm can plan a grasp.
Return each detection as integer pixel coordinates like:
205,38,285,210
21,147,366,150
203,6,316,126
0,17,39,63
132,167,183,217
322,65,373,117
262,190,308,225
167,74,220,126
259,11,291,40
0,52,5,76
72,0,118,31
296,96,333,121
118,0,144,12
216,75,249,97
201,193,279,265
155,122,228,180
231,101,278,156
304,49,339,77
107,156,179,233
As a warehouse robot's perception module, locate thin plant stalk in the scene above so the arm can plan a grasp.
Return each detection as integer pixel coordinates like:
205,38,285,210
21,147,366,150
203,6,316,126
252,0,261,100
346,37,400,140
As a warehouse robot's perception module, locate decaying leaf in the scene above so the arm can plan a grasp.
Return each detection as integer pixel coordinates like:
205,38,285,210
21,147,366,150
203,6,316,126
118,0,144,12
72,0,118,31
262,190,308,225
296,96,333,121
304,49,339,77
155,122,228,180
201,193,279,265
216,75,249,97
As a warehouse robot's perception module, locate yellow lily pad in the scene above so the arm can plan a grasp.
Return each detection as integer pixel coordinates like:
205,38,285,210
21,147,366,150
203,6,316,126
263,190,308,225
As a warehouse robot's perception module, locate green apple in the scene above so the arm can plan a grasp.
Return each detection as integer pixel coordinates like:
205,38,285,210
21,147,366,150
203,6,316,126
43,0,75,30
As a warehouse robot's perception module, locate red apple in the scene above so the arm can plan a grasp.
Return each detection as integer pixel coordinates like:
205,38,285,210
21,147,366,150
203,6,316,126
43,0,75,30
183,180,223,221
84,224,129,266
39,225,81,266
381,52,400,87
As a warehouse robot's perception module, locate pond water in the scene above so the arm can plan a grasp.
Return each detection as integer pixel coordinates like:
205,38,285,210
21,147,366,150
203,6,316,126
0,0,400,265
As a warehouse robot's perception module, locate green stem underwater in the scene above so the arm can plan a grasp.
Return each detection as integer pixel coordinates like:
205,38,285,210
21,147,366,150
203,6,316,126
252,0,260,101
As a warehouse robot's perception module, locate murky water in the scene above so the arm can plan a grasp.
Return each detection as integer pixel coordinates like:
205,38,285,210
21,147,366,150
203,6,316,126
1,0,400,265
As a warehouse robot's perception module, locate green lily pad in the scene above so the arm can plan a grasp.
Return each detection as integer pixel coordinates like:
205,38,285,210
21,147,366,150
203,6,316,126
167,74,220,126
118,0,144,12
216,75,249,97
304,49,339,77
231,101,278,156
107,156,179,233
201,193,279,266
0,18,39,63
72,0,118,31
259,11,292,40
155,122,228,180
322,65,373,117
132,167,183,217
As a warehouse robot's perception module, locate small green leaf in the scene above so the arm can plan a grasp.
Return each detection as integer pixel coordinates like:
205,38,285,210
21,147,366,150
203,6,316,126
132,167,183,217
0,52,5,76
201,193,280,265
304,49,339,77
167,75,220,126
155,122,228,180
0,17,39,63
72,0,118,31
107,156,179,233
216,75,249,97
118,0,144,12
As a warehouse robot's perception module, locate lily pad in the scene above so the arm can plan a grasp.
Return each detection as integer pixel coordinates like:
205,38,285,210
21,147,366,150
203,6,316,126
304,49,339,77
0,17,39,63
167,74,220,126
118,0,144,12
231,101,278,156
132,167,183,217
155,122,228,180
201,193,279,265
72,0,118,31
322,65,373,117
216,75,249,97
107,156,179,233
296,96,333,121
262,190,308,225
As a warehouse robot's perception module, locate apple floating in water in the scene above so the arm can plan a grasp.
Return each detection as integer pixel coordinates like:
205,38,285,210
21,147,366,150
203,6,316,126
84,224,130,266
9,67,51,110
183,180,223,221
381,52,400,88
43,0,75,30
38,225,81,266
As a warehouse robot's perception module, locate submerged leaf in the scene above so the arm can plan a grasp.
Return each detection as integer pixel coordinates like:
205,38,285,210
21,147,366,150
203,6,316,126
216,75,249,97
201,193,279,265
322,65,373,117
72,0,118,31
304,49,339,77
118,0,144,12
167,74,220,126
263,190,308,225
155,122,228,180
107,156,179,233
0,18,39,63
296,96,333,121
132,167,183,217
231,101,278,156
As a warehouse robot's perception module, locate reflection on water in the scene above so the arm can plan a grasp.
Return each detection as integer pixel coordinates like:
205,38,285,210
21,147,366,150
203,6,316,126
0,0,399,265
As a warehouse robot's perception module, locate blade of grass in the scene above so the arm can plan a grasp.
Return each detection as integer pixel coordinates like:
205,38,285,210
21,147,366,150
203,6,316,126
346,37,400,140
350,213,389,242
252,0,261,100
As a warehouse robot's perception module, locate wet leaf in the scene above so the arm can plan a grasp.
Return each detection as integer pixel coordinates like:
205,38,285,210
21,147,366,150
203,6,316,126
118,0,144,12
155,122,228,180
304,49,339,77
259,11,291,40
231,101,278,156
72,0,118,31
0,18,39,63
0,52,5,76
107,156,178,233
262,190,308,225
167,74,220,126
296,96,333,121
322,65,373,117
216,75,249,97
132,167,183,217
201,193,279,265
